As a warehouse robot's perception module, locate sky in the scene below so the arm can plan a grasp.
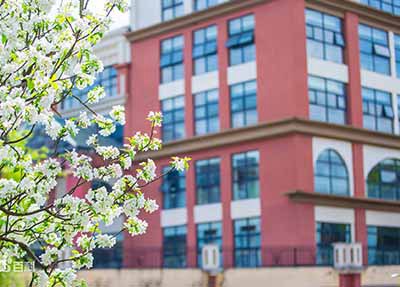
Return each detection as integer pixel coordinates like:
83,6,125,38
54,0,130,30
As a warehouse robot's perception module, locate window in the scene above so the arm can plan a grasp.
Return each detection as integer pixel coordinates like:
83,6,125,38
308,76,347,124
160,35,184,83
359,24,391,75
360,0,400,16
196,158,220,205
314,149,349,196
62,66,118,110
197,222,222,267
161,167,186,209
93,233,123,268
161,95,185,142
194,0,218,11
162,0,184,21
234,217,261,267
316,222,351,265
232,150,259,200
368,226,400,265
194,89,219,135
362,87,394,133
163,225,187,268
367,158,400,201
230,80,257,128
193,25,218,75
226,14,255,66
395,34,400,77
305,9,345,63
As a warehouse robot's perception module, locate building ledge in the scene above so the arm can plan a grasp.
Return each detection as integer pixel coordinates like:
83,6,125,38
126,0,400,43
135,117,400,160
286,190,400,212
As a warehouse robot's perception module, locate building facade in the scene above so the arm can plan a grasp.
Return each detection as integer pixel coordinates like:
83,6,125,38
119,0,400,286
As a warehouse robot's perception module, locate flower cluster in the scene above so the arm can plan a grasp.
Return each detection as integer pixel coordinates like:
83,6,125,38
0,1,191,286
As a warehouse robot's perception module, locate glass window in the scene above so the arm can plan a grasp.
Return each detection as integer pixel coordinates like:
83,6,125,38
362,87,394,133
194,0,218,11
308,75,347,124
62,66,118,110
305,9,345,63
161,95,185,142
193,25,218,75
161,167,186,209
368,225,400,265
197,222,222,267
232,150,259,200
194,89,219,135
227,14,255,66
196,158,220,205
162,0,184,21
395,34,400,78
367,158,400,201
160,35,184,83
360,0,400,16
314,149,350,196
163,225,187,268
234,217,261,267
359,24,391,75
230,80,257,128
93,233,123,268
316,222,351,265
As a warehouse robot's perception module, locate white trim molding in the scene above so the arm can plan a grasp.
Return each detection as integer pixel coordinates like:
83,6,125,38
307,58,349,83
194,203,222,223
366,211,400,228
231,198,261,220
363,145,400,179
227,61,257,86
161,208,188,227
159,80,185,100
192,71,219,94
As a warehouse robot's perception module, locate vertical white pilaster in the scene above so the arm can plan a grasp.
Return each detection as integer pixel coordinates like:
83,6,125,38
389,32,399,134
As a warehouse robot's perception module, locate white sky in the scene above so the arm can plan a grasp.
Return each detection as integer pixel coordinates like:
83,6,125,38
54,0,130,30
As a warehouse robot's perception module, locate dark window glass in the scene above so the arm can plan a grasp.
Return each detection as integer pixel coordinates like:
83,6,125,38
368,225,400,265
360,0,400,16
305,9,345,63
163,225,187,268
194,0,218,11
93,233,123,268
160,35,184,83
196,158,220,205
194,89,219,135
234,217,261,267
161,95,185,142
161,167,186,209
367,158,400,201
232,150,259,200
62,66,118,110
316,222,351,265
308,75,347,124
230,80,257,128
197,222,222,267
193,25,218,75
362,87,394,133
227,14,255,66
314,149,350,196
162,0,184,21
359,24,391,75
395,34,400,78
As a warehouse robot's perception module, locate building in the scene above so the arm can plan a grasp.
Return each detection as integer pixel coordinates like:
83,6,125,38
85,0,400,286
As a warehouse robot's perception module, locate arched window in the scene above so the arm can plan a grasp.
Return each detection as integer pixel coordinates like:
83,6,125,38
314,149,349,196
367,158,400,201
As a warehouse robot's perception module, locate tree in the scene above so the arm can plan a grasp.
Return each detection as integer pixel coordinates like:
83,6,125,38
0,1,190,286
